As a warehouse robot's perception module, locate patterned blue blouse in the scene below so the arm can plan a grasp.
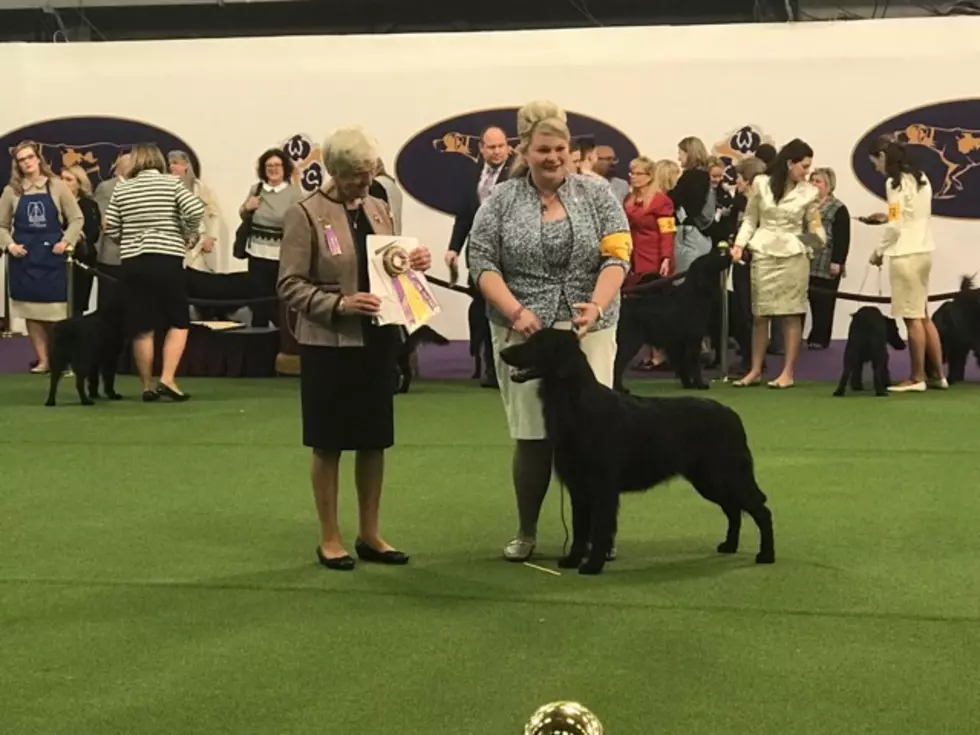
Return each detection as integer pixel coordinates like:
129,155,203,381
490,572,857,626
467,172,632,332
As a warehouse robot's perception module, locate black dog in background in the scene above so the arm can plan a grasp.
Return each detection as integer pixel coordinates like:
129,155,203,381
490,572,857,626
933,276,980,384
500,328,774,576
393,325,450,394
833,306,906,397
613,248,732,392
45,311,122,407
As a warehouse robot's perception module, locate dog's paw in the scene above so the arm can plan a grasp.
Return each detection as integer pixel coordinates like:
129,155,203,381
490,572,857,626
696,383,710,391
578,560,605,576
81,398,95,406
44,400,55,407
755,551,775,564
875,391,888,397
107,392,123,401
716,540,738,554
558,553,584,569
832,390,845,397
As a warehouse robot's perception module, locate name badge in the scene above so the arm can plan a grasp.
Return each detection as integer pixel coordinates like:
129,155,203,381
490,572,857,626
324,225,342,256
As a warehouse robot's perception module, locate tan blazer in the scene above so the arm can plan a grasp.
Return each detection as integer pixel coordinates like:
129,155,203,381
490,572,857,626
277,186,394,347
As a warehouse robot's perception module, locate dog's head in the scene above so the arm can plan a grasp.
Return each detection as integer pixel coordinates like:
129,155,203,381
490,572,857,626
685,248,732,291
499,328,589,383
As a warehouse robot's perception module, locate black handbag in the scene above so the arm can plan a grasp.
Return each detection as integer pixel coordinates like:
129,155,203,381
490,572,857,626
232,182,263,260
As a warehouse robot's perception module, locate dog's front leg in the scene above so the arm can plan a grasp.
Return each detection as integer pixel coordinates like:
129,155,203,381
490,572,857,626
557,485,590,569
833,355,851,396
580,489,619,576
688,341,709,390
75,370,94,406
872,353,889,396
44,371,60,407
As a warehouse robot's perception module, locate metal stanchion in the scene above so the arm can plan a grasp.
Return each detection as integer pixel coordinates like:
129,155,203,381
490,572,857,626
715,240,731,383
1,258,12,338
65,246,75,319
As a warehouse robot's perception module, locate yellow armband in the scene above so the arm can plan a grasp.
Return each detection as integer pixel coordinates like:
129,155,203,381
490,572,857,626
657,217,677,234
887,202,901,221
600,231,632,261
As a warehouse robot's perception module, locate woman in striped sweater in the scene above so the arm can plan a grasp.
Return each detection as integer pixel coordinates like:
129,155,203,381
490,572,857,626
104,143,206,402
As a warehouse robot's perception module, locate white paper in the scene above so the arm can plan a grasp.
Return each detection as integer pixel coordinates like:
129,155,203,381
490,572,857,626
366,235,441,333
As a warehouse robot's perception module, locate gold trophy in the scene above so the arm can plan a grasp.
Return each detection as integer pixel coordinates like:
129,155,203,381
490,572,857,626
524,701,604,735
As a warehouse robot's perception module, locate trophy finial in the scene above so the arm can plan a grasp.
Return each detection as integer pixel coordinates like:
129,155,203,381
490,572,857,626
524,701,604,735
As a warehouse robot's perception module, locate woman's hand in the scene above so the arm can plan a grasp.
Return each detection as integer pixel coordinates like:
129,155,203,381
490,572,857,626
7,244,27,258
731,245,744,263
52,241,68,256
200,237,215,253
510,305,542,337
244,196,262,212
572,301,601,338
409,246,431,272
659,259,671,277
338,292,382,316
869,251,883,267
829,263,842,277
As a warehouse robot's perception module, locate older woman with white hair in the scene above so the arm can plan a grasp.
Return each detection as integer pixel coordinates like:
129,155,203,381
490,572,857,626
278,126,432,572
468,100,632,567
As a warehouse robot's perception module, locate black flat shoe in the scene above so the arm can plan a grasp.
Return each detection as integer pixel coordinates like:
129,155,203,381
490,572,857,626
157,384,190,402
354,539,409,565
316,547,355,571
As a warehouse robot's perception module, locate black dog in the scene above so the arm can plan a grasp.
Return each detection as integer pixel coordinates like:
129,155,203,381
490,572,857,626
613,248,732,392
500,328,774,576
833,306,906,397
45,311,123,407
393,325,450,394
933,276,980,384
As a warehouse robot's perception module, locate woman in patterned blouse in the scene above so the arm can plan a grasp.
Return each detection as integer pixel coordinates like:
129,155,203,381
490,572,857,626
468,100,632,564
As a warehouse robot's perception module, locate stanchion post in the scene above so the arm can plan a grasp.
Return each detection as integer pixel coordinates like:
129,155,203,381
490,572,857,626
1,258,12,338
65,245,75,319
716,240,731,383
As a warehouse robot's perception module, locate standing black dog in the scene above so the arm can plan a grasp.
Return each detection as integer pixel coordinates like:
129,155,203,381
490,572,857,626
500,328,774,576
833,306,906,397
613,248,732,392
932,276,980,384
45,311,122,407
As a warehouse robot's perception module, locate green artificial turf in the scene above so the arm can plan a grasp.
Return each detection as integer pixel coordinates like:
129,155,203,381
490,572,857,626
1,374,978,735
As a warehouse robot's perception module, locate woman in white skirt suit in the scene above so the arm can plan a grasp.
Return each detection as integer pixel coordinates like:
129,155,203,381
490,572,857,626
731,139,826,389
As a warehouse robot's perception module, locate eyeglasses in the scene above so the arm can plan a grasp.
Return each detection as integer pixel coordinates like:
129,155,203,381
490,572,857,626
16,153,37,163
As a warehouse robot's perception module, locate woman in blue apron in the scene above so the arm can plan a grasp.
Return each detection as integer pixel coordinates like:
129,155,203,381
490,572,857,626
0,141,83,372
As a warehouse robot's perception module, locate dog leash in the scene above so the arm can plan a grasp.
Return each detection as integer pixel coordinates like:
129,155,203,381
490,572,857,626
856,264,884,298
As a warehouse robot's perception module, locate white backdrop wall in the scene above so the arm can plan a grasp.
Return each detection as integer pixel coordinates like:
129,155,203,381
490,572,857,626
1,17,978,340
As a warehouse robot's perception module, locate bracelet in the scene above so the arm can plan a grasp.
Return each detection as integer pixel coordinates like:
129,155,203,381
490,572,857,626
336,296,347,314
589,301,603,319
509,305,526,325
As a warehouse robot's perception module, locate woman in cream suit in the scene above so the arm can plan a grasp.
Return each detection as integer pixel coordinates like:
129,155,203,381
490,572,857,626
731,139,826,389
867,138,946,392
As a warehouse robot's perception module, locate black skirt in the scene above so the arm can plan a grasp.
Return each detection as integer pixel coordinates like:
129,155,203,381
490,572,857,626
299,325,399,451
120,254,190,337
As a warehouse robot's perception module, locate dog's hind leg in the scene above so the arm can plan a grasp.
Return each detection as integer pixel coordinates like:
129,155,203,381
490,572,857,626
948,349,967,383
833,354,851,396
871,353,889,396
736,462,774,564
75,368,94,406
687,466,743,554
44,370,61,407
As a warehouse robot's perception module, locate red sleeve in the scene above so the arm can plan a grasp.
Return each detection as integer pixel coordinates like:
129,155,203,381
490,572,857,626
652,192,676,267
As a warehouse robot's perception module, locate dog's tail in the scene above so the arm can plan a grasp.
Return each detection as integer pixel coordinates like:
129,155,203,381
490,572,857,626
959,275,975,293
407,325,450,346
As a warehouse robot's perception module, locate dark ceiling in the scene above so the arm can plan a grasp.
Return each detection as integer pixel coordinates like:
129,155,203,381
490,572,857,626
0,0,767,42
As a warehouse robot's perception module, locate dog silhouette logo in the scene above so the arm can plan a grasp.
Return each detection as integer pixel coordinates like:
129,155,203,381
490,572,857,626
0,116,200,187
711,124,776,191
395,107,640,215
852,99,980,219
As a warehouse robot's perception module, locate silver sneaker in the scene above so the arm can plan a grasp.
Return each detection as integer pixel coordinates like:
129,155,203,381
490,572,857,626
503,537,535,562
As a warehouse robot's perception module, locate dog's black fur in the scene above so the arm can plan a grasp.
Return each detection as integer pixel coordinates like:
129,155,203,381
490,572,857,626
613,248,732,392
500,328,774,575
833,306,906,397
393,325,450,394
932,276,980,384
45,311,122,407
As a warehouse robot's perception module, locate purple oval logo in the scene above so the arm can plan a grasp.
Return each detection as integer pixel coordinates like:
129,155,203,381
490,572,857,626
394,107,640,215
851,99,980,220
0,116,200,188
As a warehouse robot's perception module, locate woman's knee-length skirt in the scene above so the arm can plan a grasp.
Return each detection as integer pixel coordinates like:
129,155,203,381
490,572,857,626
299,326,399,451
750,252,810,317
888,252,931,319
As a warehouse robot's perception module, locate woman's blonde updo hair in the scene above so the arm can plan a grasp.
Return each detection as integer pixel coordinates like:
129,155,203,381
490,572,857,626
510,100,571,177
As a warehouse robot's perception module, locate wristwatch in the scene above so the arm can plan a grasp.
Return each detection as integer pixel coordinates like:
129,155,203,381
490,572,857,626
591,301,603,319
